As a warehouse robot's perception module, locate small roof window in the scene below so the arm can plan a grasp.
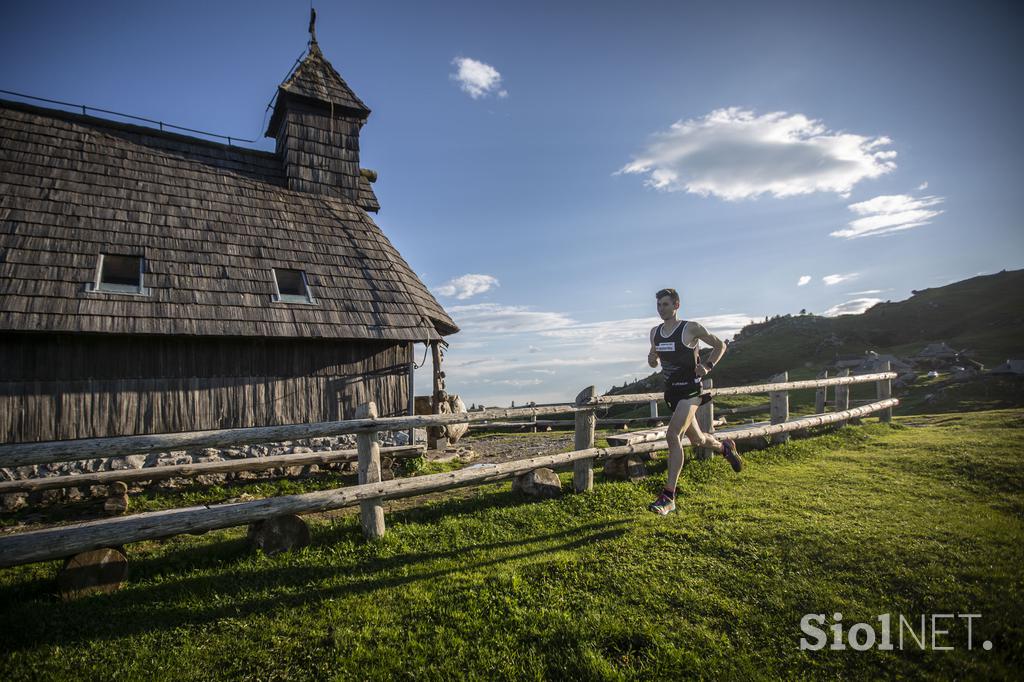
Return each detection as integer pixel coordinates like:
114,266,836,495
90,254,148,295
272,268,315,304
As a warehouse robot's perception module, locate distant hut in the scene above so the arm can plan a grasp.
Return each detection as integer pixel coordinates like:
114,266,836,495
862,351,913,373
911,342,959,369
0,30,457,443
990,359,1024,375
914,342,958,360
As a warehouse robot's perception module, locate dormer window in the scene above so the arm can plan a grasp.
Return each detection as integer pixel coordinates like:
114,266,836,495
272,268,315,304
89,254,148,295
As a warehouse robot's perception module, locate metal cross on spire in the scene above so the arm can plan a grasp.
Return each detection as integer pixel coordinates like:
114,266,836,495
308,7,318,45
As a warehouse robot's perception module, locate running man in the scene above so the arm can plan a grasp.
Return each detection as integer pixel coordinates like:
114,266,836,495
647,288,743,515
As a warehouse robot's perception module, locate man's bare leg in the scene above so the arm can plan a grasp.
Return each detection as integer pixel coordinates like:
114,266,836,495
649,402,699,513
665,403,699,492
685,418,723,453
686,416,744,472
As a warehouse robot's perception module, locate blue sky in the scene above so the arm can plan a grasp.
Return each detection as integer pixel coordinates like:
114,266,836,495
2,0,1022,406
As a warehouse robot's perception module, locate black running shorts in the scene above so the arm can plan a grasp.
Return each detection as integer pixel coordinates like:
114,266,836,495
665,384,712,411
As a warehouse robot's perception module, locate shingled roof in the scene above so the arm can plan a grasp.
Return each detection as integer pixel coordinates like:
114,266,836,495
266,41,370,137
0,99,458,341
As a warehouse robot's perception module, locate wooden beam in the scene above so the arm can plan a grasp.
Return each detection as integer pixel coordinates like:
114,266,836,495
573,386,597,493
814,369,829,414
607,420,766,447
587,372,898,405
0,446,425,495
431,341,442,411
715,403,770,416
355,402,385,540
877,361,893,423
0,404,577,468
0,398,897,569
407,341,417,445
769,371,790,445
835,369,851,426
695,377,715,460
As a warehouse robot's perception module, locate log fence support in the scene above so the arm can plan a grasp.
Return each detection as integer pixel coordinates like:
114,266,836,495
573,386,597,493
769,371,790,445
835,369,851,427
877,361,893,423
695,378,715,460
356,402,386,540
814,369,828,414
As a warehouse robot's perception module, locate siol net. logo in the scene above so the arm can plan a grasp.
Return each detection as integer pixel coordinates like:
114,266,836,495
799,613,992,651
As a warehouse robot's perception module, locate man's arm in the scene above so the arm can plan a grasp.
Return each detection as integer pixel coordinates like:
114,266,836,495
647,327,658,368
693,322,727,375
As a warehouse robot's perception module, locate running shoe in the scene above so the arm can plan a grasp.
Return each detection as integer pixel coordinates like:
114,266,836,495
721,438,744,473
648,493,676,515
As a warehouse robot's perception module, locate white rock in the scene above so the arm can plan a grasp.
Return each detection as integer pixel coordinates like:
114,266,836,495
1,493,28,511
512,468,562,499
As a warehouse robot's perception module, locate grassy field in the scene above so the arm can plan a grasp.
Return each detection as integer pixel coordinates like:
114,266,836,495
1,409,1022,680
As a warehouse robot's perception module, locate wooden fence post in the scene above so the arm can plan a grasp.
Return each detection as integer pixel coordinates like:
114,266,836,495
877,361,893,423
695,377,714,460
835,369,851,427
649,400,658,419
814,369,828,414
573,386,597,493
769,371,790,444
355,402,385,539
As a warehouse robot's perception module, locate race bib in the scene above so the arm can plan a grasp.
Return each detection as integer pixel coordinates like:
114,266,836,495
656,342,675,352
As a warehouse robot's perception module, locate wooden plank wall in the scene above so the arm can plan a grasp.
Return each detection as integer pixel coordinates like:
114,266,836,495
0,334,410,443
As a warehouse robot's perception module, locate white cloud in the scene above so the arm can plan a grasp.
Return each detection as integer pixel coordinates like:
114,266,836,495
536,312,749,346
822,297,882,317
489,378,543,387
448,303,574,333
832,193,945,239
536,317,656,343
686,313,753,341
528,345,543,353
797,275,811,286
823,272,859,286
432,273,499,300
618,107,896,200
917,181,929,190
845,289,883,295
450,57,506,99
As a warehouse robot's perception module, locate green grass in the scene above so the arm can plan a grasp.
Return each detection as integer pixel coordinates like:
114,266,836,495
1,409,1022,680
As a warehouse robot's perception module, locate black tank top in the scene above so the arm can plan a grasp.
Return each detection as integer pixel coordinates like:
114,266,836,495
652,320,700,388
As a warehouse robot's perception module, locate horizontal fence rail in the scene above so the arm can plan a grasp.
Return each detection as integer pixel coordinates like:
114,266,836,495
0,404,577,468
586,372,898,405
0,398,898,568
0,446,425,495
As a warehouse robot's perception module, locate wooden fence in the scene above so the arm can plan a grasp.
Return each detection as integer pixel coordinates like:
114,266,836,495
0,364,897,574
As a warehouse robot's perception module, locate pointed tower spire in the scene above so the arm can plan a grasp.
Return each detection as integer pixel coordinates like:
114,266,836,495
265,14,373,204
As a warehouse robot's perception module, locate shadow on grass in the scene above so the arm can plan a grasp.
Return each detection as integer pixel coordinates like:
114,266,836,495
0,519,631,651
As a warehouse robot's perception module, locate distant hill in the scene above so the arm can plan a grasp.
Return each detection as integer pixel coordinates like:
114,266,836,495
611,268,1024,394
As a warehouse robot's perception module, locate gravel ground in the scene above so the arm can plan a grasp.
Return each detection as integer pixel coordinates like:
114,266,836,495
459,431,575,463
